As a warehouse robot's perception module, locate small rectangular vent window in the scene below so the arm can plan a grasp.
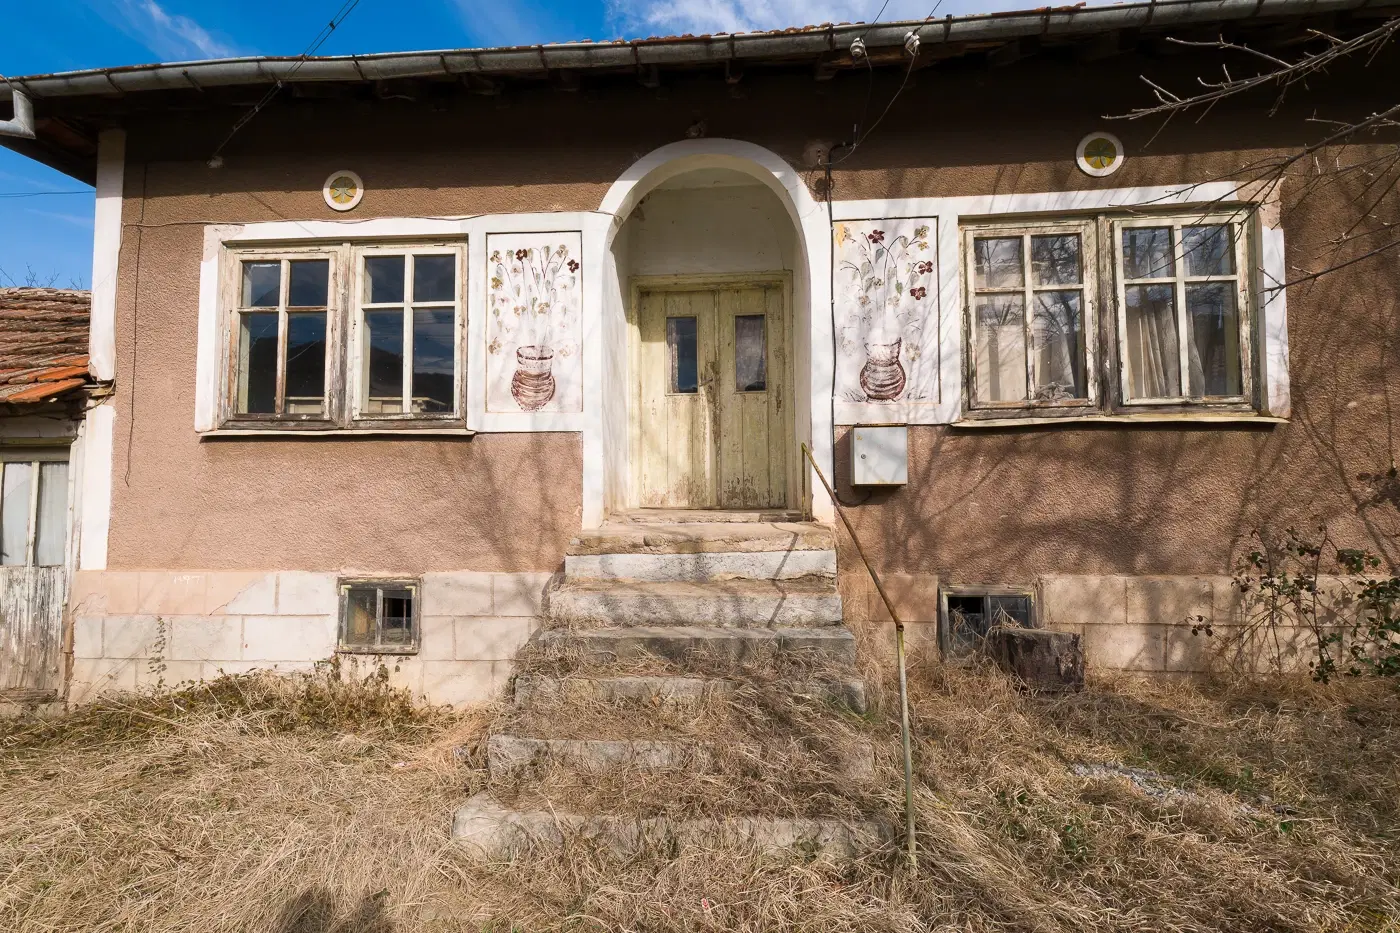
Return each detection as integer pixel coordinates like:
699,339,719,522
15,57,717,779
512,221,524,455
339,579,419,653
940,588,1033,659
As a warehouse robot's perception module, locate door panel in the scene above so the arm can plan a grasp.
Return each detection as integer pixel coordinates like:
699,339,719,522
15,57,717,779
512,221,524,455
717,286,786,508
638,289,718,507
0,566,65,693
636,283,787,510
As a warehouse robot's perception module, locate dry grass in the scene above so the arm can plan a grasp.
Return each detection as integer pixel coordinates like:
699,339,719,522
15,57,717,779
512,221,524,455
1,655,1397,932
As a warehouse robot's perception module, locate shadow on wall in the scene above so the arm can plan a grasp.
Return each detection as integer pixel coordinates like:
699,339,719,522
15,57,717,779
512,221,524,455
273,887,392,933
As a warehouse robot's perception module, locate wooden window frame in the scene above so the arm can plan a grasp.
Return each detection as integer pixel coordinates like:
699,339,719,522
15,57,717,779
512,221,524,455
350,244,467,424
938,585,1036,661
960,208,1260,422
962,219,1099,416
337,578,420,655
0,450,70,569
1113,213,1254,410
223,247,339,426
218,240,468,432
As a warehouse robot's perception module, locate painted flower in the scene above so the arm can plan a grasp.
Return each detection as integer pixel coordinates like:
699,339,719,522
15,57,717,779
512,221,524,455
916,261,933,275
568,259,579,272
515,249,529,261
867,230,885,244
910,287,927,300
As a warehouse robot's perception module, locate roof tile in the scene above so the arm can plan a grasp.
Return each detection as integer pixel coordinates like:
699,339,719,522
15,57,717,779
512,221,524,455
0,288,93,404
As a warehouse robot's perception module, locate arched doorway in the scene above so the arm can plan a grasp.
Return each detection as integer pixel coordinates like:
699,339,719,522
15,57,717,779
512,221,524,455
592,141,832,524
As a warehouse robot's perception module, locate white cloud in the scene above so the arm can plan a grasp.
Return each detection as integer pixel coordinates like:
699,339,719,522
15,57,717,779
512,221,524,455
115,0,237,61
606,0,1100,36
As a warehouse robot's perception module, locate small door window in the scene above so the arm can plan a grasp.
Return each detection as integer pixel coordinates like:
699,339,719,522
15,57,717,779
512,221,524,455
667,316,699,394
734,314,767,392
0,459,67,567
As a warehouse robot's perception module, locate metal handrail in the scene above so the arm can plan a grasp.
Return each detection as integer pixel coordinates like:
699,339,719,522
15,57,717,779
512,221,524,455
801,442,917,873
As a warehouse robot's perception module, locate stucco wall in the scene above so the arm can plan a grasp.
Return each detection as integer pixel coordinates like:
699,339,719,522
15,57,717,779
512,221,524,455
104,51,1400,589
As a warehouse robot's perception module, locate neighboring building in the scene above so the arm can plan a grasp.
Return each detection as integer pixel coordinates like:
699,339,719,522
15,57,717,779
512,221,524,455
1,0,1397,704
0,288,95,708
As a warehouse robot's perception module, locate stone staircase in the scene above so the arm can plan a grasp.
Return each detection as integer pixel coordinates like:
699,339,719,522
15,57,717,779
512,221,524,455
452,510,891,861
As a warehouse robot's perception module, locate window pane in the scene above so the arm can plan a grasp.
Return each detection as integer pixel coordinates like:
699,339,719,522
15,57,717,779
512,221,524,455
344,589,376,647
1122,227,1175,279
973,237,1024,289
974,294,1027,402
1124,284,1181,398
380,590,414,647
237,312,279,414
1031,235,1081,286
1,463,32,566
1031,290,1086,400
988,595,1032,628
34,462,67,567
411,308,455,414
735,315,767,392
241,261,280,307
667,316,699,394
364,309,405,414
412,255,456,303
1183,225,1235,277
1186,283,1242,397
285,313,326,415
365,256,405,304
288,259,329,307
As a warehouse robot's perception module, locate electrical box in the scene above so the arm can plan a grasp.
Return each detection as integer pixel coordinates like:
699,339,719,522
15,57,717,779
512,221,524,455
851,424,908,486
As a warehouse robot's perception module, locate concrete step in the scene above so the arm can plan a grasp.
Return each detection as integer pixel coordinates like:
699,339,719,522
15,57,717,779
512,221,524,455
453,793,892,861
488,734,715,775
532,625,857,667
550,579,843,628
568,521,834,557
486,733,876,780
513,672,869,713
566,547,836,583
608,508,806,524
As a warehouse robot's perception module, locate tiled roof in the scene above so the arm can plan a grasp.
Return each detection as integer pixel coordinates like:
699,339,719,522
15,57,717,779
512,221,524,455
0,288,92,404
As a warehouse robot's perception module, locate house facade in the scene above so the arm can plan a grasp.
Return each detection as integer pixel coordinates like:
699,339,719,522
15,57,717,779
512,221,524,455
3,0,1397,704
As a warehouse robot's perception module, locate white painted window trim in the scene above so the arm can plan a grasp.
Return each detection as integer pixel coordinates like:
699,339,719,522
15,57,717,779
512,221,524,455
830,181,1290,424
195,213,611,435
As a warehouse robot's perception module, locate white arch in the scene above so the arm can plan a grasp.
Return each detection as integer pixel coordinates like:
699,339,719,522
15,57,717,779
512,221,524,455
584,139,835,525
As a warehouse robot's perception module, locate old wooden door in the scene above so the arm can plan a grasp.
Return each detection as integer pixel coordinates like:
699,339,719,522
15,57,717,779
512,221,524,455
0,455,69,700
636,283,788,509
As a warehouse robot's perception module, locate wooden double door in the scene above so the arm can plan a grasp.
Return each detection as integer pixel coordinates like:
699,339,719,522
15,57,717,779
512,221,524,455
634,280,791,509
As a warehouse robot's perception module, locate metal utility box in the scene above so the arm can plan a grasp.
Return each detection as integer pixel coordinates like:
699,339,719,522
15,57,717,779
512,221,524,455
851,424,908,486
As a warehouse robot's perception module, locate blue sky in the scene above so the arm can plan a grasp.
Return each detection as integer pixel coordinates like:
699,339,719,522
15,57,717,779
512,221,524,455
1,0,1074,288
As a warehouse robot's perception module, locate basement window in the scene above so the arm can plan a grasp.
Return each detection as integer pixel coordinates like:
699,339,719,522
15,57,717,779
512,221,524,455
339,579,419,654
939,587,1034,659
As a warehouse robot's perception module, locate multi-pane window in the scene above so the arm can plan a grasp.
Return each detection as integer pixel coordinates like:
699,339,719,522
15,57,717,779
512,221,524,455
233,256,331,418
1115,218,1248,403
962,211,1255,417
356,251,460,418
940,588,1034,660
966,222,1095,407
0,456,68,567
339,579,418,653
223,242,464,429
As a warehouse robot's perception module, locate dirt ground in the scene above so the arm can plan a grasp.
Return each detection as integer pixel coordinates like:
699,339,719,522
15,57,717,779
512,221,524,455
1,658,1396,933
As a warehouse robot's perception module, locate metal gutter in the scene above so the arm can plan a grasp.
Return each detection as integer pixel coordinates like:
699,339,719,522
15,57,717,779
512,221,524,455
2,0,1394,101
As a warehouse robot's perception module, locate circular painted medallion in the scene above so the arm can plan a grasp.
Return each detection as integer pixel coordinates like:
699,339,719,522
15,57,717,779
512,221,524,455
1076,132,1124,178
323,170,364,211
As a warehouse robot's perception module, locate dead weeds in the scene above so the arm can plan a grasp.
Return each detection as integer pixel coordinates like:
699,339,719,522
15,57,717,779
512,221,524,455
0,658,1397,932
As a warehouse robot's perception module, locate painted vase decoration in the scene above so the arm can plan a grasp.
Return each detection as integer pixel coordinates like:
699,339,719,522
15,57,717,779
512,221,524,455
511,345,557,411
859,338,906,401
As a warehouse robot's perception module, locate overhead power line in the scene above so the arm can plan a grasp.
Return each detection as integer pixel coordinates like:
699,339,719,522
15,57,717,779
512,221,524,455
209,0,366,163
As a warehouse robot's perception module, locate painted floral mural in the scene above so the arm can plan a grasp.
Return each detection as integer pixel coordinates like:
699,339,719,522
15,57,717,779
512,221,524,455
486,232,583,413
833,219,937,404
